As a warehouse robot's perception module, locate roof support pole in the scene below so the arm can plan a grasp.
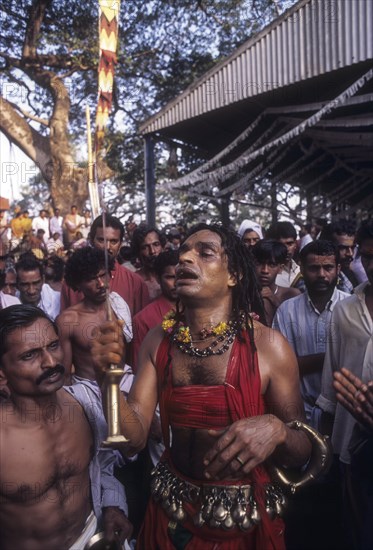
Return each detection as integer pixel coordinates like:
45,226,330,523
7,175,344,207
271,181,278,223
144,135,156,226
220,193,231,227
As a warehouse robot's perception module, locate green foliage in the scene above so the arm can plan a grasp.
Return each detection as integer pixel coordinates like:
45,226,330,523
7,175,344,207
0,0,297,223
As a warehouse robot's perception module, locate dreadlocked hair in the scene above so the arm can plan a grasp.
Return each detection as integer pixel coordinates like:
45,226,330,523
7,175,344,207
172,223,266,350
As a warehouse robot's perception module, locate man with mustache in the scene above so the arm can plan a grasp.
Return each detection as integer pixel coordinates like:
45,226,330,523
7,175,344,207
320,220,358,293
15,254,60,321
56,246,132,382
0,305,132,549
131,225,166,301
273,240,350,429
273,241,351,549
93,224,329,550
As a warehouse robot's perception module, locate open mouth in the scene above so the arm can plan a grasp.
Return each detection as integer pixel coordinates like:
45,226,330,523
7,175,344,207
176,268,198,282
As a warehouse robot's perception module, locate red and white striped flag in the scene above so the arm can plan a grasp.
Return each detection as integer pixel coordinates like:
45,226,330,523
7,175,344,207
95,0,121,154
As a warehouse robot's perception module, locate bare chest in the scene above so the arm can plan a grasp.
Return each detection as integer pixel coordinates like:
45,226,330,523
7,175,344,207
172,348,230,386
72,309,109,350
0,408,93,503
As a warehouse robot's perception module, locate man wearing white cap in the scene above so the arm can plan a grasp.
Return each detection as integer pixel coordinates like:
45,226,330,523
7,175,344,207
237,219,263,248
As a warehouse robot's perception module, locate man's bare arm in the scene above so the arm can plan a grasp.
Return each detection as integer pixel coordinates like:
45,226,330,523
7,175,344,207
264,329,312,467
92,321,159,455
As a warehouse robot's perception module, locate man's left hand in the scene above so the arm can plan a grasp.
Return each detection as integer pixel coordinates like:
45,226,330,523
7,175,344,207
103,506,133,545
203,415,286,479
333,368,373,430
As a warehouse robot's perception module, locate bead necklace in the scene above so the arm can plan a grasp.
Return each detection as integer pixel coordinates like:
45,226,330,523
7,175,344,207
161,311,239,358
173,329,237,357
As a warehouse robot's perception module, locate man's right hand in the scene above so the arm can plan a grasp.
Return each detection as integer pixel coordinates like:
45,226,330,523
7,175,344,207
91,320,125,382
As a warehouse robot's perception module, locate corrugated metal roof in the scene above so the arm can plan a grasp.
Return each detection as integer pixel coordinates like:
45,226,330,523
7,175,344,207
140,0,373,135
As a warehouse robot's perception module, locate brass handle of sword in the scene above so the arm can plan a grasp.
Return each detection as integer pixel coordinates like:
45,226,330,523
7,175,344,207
101,292,129,447
102,364,129,447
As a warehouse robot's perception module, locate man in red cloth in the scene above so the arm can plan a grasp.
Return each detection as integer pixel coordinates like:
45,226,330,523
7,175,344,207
93,224,322,550
131,249,178,371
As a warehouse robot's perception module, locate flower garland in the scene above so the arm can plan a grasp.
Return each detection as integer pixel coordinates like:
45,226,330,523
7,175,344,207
162,311,232,344
161,310,239,357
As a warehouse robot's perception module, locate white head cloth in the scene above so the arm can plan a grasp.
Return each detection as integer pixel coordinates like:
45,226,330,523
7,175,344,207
237,219,264,240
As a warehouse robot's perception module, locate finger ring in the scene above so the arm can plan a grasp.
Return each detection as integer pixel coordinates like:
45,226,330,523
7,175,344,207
235,455,244,466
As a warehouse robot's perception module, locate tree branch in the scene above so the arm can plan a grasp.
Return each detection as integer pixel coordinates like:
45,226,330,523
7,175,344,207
2,93,49,126
197,2,224,25
0,95,51,179
23,0,51,58
0,51,93,72
6,72,42,115
17,105,49,126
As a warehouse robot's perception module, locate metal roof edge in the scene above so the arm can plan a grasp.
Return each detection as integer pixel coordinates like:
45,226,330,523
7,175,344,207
139,0,311,134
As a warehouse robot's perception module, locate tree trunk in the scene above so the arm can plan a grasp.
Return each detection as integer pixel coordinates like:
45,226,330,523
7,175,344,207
0,91,113,213
0,0,114,213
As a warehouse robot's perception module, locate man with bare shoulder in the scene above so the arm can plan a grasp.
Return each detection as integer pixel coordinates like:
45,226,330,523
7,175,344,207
93,223,331,549
60,214,150,316
57,246,132,382
0,305,132,550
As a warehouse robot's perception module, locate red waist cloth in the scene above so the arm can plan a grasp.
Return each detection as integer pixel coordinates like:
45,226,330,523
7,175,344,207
168,385,231,429
137,331,286,550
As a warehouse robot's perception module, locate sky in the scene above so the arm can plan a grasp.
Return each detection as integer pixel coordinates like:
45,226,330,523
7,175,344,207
0,132,35,203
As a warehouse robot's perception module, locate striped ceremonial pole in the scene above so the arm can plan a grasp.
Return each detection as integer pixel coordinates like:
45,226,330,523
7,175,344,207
95,0,121,156
87,0,120,219
94,0,127,447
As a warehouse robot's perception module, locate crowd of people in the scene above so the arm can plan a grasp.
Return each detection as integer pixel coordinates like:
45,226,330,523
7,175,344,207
0,207,372,550
0,205,93,259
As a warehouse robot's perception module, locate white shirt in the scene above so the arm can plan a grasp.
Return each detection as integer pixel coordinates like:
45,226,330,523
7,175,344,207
32,216,50,242
316,282,373,464
275,259,301,288
0,291,21,309
299,234,313,251
351,253,368,285
273,287,350,425
108,291,133,343
49,215,64,237
38,283,61,321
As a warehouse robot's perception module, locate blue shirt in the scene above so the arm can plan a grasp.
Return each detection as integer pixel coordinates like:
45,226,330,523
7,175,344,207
272,287,350,424
64,380,128,522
